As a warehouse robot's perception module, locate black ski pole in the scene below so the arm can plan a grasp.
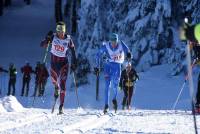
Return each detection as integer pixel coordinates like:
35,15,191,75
96,70,99,101
72,72,80,108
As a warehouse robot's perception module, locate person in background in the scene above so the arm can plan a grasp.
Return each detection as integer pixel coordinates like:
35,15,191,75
21,62,33,97
32,61,41,97
7,63,17,96
119,62,139,110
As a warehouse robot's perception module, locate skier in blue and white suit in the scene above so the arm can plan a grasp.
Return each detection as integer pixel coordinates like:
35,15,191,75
94,33,131,113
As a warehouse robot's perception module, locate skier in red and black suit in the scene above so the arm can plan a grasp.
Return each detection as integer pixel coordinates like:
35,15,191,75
119,62,139,110
41,21,77,114
38,63,49,96
21,62,33,97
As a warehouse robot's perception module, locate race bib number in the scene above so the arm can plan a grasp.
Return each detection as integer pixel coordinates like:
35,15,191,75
111,54,122,61
54,45,64,52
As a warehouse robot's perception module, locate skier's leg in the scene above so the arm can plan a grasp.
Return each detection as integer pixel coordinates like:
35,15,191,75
111,64,121,111
59,64,68,114
26,79,30,96
103,63,112,107
103,63,111,113
41,80,45,96
38,82,42,96
12,80,16,96
25,80,29,96
21,78,25,96
122,87,128,109
104,76,111,106
7,79,11,96
50,63,60,98
127,87,133,108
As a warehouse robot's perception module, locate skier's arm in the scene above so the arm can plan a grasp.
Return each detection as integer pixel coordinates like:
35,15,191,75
40,31,54,48
0,67,8,73
121,40,131,60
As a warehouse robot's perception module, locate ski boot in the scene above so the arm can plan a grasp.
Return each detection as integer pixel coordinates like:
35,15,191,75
112,99,118,113
54,86,59,99
127,105,131,110
103,104,109,114
195,104,200,114
58,104,64,114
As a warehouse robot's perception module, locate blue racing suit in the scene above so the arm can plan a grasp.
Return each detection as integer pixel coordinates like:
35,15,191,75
96,40,130,106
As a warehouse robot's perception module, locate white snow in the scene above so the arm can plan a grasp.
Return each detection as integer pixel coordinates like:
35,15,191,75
0,0,200,134
1,96,24,112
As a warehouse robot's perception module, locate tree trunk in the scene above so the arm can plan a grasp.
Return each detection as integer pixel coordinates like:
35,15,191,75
0,0,3,16
4,0,11,7
55,0,63,23
71,0,77,35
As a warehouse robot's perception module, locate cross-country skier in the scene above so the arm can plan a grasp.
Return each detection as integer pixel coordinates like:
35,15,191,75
119,62,139,110
21,62,33,97
7,63,17,96
40,21,77,114
94,33,131,114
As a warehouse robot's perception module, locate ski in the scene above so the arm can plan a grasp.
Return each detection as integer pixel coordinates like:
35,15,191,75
103,111,116,117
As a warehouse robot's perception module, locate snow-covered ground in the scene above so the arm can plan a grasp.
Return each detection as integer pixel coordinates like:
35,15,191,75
0,0,200,133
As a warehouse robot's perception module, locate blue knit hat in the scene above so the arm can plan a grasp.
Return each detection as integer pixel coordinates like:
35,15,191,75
110,33,119,42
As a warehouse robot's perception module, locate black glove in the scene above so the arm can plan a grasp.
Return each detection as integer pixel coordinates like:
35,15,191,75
46,30,53,42
127,52,132,60
94,67,100,75
47,30,53,36
71,63,77,72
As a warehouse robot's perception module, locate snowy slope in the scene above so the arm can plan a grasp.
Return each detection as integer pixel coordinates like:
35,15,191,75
0,0,200,134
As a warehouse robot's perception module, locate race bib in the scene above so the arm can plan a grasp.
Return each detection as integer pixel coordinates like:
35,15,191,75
106,43,125,63
51,35,70,57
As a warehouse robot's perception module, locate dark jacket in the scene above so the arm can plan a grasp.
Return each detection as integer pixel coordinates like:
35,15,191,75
9,67,17,80
21,65,33,79
119,68,139,88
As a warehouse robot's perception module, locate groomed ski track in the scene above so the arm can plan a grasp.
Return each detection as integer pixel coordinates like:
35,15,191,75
0,108,197,134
